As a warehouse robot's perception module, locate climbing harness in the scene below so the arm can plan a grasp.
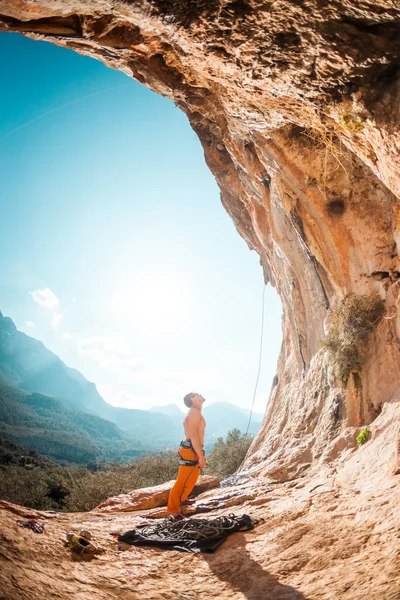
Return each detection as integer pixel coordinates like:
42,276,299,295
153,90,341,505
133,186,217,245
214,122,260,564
178,439,202,466
118,513,260,553
180,439,194,449
179,457,199,466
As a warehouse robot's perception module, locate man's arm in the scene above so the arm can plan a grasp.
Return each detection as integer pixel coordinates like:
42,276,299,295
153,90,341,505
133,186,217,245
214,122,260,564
186,411,206,468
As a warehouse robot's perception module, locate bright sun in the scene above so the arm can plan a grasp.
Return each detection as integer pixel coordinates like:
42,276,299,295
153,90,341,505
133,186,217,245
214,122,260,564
108,267,190,335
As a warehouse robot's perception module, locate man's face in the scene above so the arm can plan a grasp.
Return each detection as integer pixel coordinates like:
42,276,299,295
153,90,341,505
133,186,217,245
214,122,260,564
192,393,205,409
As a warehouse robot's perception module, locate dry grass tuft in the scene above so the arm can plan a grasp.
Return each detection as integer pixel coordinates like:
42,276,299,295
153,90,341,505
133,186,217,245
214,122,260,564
301,126,355,189
324,293,385,382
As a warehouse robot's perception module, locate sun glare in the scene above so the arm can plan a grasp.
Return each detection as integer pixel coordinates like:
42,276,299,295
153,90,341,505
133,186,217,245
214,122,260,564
108,267,190,334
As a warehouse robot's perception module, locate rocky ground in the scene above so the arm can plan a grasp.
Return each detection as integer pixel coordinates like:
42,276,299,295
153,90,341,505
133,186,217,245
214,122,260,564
1,402,399,600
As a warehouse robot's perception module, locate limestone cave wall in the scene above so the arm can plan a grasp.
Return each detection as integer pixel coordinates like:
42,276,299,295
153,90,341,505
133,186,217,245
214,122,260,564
1,0,400,479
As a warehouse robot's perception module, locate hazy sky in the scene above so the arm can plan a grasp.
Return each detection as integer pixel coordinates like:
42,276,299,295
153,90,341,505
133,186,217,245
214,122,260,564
0,32,282,413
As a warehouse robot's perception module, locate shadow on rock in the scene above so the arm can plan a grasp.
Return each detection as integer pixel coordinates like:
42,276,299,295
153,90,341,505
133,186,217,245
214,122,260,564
204,533,310,600
69,551,98,563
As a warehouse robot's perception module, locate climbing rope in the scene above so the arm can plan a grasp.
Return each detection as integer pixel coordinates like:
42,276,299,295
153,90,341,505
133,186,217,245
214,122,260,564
245,283,266,435
126,514,258,542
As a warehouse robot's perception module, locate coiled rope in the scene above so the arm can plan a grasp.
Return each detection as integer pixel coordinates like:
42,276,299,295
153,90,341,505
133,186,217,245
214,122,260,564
136,514,257,542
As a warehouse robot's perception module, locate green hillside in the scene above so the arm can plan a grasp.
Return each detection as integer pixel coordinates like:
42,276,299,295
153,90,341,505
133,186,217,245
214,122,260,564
0,310,110,413
0,378,144,464
0,435,56,469
0,311,186,443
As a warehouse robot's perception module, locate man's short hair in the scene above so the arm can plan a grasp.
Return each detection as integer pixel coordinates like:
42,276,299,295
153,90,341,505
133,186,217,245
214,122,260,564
183,392,196,408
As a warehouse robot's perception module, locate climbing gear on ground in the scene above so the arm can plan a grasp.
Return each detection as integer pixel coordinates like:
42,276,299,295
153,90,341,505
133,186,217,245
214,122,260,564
16,520,45,533
79,529,92,540
220,473,255,487
66,532,97,554
118,513,259,553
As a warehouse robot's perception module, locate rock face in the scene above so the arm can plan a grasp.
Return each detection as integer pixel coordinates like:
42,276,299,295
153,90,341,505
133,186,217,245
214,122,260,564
1,3,400,597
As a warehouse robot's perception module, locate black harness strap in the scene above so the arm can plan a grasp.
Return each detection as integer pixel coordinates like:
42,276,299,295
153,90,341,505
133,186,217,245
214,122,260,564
178,439,199,466
179,458,199,466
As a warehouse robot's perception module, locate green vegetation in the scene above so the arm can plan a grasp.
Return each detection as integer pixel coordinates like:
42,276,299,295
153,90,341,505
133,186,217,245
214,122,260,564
0,435,55,468
64,451,179,512
0,379,144,464
0,429,252,512
340,113,366,133
0,449,178,511
207,428,253,479
356,427,371,446
324,293,385,382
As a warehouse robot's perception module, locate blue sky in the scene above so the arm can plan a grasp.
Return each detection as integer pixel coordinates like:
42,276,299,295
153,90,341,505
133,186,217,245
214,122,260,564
0,32,282,413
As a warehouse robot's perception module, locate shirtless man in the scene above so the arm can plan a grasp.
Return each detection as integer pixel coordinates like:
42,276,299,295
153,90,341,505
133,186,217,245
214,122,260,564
166,392,207,518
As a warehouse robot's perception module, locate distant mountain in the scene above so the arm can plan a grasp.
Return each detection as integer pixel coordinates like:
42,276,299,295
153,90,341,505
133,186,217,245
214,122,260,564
0,311,109,414
0,311,181,441
203,402,263,440
0,311,264,461
150,404,184,416
0,377,139,464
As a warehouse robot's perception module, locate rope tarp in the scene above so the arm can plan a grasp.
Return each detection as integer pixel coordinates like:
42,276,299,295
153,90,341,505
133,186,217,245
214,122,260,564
118,513,259,553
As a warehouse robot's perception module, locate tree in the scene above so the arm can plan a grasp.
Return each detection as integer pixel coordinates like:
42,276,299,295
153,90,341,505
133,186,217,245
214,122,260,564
207,429,253,479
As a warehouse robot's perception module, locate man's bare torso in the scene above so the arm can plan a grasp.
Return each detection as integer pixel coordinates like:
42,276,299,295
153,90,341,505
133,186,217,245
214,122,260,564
184,408,206,447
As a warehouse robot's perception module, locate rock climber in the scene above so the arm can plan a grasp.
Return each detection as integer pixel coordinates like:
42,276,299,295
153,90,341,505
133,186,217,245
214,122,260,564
167,392,207,520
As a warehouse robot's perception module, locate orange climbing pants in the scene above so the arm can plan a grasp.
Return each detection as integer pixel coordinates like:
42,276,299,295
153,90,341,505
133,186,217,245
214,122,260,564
167,444,200,514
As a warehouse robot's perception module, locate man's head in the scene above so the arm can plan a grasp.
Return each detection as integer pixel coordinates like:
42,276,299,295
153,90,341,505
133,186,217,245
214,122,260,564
183,392,205,410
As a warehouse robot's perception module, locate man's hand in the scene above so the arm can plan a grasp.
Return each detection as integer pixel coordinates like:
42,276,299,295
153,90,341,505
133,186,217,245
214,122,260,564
198,455,207,469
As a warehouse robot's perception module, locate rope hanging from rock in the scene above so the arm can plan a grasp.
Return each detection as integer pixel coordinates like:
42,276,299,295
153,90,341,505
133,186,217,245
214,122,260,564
245,284,266,435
